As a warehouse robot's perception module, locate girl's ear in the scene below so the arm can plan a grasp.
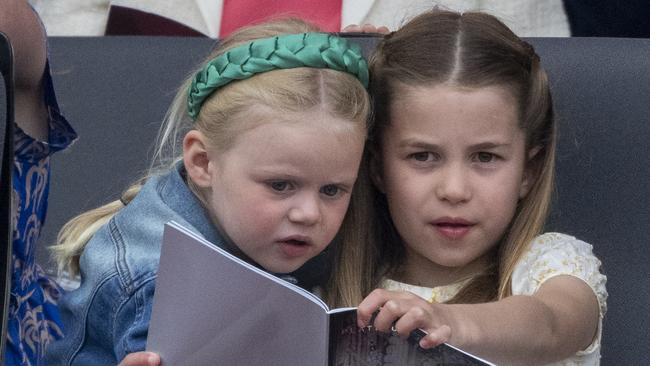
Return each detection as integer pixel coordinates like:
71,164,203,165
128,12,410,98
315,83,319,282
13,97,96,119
519,145,543,199
368,145,385,193
183,130,213,188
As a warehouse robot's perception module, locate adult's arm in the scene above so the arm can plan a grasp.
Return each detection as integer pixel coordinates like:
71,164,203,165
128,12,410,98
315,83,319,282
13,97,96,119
0,0,48,140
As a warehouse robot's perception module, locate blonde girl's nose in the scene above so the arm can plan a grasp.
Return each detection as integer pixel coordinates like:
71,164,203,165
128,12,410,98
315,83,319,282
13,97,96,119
435,164,472,204
287,194,321,225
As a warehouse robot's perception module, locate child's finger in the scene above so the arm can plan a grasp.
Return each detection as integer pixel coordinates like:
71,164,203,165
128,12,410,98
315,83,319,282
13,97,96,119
357,288,390,327
358,289,427,328
392,305,434,339
118,351,161,366
372,299,407,332
419,325,452,349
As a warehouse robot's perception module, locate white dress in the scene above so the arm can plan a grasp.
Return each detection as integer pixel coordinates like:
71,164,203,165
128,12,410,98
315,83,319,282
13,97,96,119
381,232,608,366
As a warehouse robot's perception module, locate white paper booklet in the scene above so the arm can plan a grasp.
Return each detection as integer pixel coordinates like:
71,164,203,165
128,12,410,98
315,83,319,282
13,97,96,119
146,221,495,366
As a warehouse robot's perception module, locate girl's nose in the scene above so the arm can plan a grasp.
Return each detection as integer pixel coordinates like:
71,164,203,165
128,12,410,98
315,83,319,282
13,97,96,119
435,163,472,204
288,194,321,225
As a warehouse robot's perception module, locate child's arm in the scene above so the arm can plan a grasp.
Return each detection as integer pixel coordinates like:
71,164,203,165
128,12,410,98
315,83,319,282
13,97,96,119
358,275,600,365
0,0,48,140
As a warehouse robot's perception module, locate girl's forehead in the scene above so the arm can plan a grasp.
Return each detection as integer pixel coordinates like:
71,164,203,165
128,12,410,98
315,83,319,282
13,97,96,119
392,85,517,118
395,83,516,105
385,84,522,143
213,116,366,183
237,105,363,133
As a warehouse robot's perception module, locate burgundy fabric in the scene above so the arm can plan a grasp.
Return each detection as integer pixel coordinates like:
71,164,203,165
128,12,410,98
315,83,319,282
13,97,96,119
220,0,342,37
105,5,206,37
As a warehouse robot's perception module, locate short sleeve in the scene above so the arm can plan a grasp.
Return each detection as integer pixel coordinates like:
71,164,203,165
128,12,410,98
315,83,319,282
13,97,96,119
511,233,608,357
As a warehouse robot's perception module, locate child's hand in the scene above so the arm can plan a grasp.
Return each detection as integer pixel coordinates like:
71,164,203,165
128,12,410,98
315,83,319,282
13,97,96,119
342,24,390,34
118,351,161,366
357,289,453,349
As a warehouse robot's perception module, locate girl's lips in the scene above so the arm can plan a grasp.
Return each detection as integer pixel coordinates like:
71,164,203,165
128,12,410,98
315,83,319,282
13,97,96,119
431,217,473,226
431,218,474,240
277,236,312,258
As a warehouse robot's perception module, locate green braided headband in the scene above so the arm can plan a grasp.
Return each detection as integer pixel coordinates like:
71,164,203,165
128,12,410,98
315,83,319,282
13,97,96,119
187,32,369,120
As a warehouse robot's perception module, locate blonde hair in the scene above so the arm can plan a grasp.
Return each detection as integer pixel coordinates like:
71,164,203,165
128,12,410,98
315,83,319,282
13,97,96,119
53,18,370,276
327,9,556,307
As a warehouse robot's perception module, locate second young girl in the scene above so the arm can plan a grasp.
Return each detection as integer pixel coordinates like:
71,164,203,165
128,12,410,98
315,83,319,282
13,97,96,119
329,9,607,366
43,19,370,365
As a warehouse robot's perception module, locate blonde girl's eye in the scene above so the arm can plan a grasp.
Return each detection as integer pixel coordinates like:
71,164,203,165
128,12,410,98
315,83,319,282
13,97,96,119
320,184,341,197
475,152,496,163
268,181,293,192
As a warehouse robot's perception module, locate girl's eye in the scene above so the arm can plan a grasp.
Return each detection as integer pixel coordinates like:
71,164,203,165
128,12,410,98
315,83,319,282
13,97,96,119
269,181,291,192
320,185,340,197
409,152,436,162
476,152,495,163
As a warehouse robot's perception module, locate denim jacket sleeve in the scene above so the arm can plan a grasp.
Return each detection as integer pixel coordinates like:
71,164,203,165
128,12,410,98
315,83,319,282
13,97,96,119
113,276,157,361
42,217,160,365
46,274,157,365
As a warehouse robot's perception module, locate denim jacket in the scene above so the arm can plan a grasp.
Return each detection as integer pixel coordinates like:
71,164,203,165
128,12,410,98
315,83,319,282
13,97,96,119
42,165,231,365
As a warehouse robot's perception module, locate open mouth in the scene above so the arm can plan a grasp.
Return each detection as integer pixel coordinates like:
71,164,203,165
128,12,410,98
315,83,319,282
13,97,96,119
283,239,308,246
278,237,312,258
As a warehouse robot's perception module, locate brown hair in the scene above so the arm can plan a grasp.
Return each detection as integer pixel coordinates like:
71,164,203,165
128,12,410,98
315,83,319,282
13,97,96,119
52,18,371,275
327,9,556,307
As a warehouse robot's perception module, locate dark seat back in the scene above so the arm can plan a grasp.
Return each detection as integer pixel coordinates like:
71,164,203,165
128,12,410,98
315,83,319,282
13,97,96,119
40,35,650,365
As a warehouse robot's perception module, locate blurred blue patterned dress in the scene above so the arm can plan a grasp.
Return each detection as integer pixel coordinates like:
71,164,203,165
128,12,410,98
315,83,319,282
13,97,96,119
5,63,77,366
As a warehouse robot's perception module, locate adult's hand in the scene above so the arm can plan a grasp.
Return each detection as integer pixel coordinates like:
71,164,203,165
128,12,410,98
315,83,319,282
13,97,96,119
342,23,390,34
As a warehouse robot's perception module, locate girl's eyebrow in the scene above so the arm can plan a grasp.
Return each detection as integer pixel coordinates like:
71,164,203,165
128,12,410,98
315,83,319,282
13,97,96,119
397,138,440,150
469,141,512,150
254,169,357,186
397,139,511,150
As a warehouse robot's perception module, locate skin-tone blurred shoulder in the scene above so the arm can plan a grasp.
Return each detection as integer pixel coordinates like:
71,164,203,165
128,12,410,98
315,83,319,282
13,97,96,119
0,0,48,140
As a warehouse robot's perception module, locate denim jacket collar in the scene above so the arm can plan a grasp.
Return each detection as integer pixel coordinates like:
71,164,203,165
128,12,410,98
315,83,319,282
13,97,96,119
158,165,221,245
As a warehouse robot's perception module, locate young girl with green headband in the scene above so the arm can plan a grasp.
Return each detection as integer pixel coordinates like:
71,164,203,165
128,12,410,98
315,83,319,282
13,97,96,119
43,18,370,365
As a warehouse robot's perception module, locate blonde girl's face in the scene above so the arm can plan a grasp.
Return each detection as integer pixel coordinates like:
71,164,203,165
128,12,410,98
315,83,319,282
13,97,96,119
186,109,365,274
377,85,535,287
